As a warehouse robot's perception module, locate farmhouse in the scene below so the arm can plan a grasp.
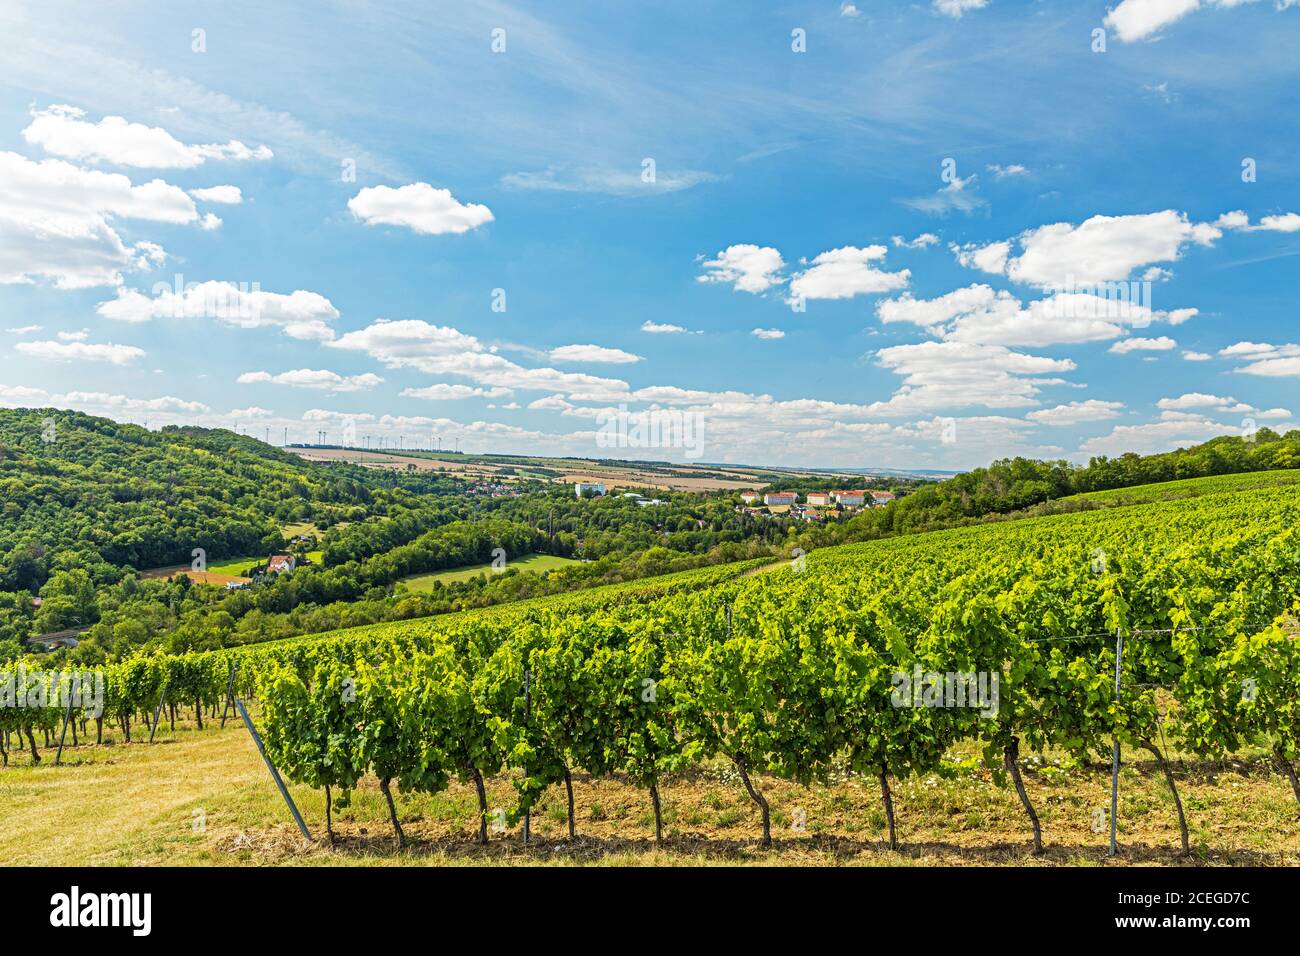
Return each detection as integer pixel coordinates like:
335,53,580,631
267,554,297,574
763,491,798,506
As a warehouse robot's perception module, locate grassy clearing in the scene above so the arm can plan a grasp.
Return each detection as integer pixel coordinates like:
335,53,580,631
399,553,582,591
3,720,1296,867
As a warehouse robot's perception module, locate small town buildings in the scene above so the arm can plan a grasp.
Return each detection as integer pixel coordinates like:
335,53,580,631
267,554,297,574
805,492,832,506
575,482,607,498
832,490,865,506
763,491,798,506
740,490,761,504
871,491,896,506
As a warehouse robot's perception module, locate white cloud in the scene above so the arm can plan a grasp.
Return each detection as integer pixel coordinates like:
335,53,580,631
230,406,274,419
549,344,643,364
97,282,340,341
840,2,862,16
751,328,785,340
876,283,1190,347
1217,340,1300,377
1183,351,1213,361
237,369,383,392
866,340,1075,415
952,240,1011,275
900,174,986,216
15,339,144,364
1218,209,1300,233
56,329,88,341
5,325,42,334
976,211,1222,288
22,104,273,168
987,164,1028,178
1026,400,1125,425
1109,336,1177,354
1105,0,1290,44
934,0,990,18
188,185,243,204
788,245,909,301
328,319,633,402
1079,417,1239,456
640,320,700,334
891,233,940,249
1256,212,1300,232
402,384,512,400
348,182,494,235
0,150,202,288
697,244,785,294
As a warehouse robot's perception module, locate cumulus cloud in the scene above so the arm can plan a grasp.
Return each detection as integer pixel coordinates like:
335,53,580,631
1079,416,1240,456
987,163,1028,178
328,319,633,403
934,0,990,18
962,211,1222,289
1219,340,1300,377
866,341,1075,415
1216,209,1300,233
15,339,144,364
640,320,700,334
751,328,785,339
188,185,243,204
1105,0,1293,44
96,282,340,341
1109,336,1177,354
401,384,512,400
697,244,785,294
952,240,1011,275
788,245,909,301
891,233,940,249
0,150,204,288
1026,400,1125,425
237,369,383,392
348,182,494,235
875,283,1192,347
548,344,643,364
1183,351,1213,361
22,105,273,168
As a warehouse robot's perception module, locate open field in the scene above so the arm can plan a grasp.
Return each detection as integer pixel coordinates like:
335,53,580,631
2,721,1296,866
399,553,583,590
138,566,250,586
286,446,875,494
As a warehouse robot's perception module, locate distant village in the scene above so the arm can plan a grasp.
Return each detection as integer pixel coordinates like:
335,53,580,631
735,488,895,523
572,480,896,523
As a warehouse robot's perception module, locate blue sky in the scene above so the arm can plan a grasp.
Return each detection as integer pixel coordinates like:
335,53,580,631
1,0,1297,469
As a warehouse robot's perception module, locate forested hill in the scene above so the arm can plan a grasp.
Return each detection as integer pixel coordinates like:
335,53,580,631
0,407,460,592
839,429,1300,539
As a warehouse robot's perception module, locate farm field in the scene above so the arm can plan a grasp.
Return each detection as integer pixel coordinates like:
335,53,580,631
399,553,584,590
